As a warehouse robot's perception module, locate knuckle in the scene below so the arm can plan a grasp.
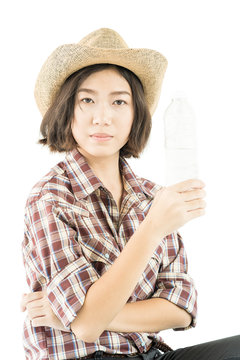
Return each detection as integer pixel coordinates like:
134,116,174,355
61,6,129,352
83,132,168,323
194,189,204,198
196,199,204,207
196,189,203,197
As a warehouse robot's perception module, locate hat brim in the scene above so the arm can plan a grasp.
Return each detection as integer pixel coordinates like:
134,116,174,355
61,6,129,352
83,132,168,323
34,44,168,116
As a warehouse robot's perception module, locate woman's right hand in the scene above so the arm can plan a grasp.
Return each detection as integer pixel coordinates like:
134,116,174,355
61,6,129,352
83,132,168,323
145,179,206,239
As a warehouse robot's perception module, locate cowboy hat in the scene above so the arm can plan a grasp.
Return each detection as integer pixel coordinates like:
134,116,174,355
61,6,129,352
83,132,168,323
34,28,168,117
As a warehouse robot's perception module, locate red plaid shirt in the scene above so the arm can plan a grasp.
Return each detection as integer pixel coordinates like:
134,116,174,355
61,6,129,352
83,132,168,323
22,148,197,360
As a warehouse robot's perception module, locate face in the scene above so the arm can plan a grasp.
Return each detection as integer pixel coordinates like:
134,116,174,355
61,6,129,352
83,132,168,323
71,68,134,161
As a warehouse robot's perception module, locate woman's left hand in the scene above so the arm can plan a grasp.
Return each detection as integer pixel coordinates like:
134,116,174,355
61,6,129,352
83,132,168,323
20,290,69,332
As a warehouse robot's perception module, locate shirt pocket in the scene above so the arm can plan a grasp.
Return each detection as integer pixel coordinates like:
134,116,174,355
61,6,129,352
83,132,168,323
78,230,119,267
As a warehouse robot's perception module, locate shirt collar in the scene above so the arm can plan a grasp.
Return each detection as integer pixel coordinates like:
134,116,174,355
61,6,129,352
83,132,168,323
64,148,154,202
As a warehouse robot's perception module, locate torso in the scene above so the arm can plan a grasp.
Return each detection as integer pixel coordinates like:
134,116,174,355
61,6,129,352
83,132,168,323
105,184,124,212
113,191,123,212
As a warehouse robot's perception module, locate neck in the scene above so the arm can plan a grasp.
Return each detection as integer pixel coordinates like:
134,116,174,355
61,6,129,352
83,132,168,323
78,148,123,191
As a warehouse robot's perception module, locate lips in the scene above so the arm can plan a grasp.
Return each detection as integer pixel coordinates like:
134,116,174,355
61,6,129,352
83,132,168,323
91,133,113,138
90,133,113,142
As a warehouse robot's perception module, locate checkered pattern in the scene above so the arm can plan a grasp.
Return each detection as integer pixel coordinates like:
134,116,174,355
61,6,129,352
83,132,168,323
22,148,197,360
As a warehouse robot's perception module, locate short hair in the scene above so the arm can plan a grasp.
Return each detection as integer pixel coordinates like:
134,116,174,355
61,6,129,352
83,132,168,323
38,63,152,158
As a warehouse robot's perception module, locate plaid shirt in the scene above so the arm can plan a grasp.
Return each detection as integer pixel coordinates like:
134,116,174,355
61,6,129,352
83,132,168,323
22,148,197,360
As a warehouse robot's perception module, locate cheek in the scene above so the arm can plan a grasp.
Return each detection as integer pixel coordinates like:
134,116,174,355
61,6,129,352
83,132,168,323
126,115,134,133
71,119,84,143
71,120,77,139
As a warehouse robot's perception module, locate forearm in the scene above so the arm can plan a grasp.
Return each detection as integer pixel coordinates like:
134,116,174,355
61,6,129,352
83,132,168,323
71,219,162,342
106,298,192,333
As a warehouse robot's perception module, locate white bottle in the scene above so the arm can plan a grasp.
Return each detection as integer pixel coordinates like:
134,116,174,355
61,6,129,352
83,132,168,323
163,92,199,185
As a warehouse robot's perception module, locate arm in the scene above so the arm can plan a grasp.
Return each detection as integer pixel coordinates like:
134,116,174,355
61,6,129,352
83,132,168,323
106,298,192,333
71,231,194,340
23,205,193,342
24,179,202,340
105,231,196,333
70,225,192,342
22,291,190,334
24,199,179,338
24,198,175,338
70,218,165,341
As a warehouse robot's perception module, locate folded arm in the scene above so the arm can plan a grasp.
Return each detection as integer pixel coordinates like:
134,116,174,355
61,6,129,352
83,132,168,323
23,200,196,342
106,297,191,333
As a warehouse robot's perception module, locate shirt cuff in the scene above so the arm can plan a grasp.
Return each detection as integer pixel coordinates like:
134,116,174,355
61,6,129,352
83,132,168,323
151,276,197,330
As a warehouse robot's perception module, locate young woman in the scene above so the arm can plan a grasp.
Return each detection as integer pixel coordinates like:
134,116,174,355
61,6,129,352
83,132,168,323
21,28,239,360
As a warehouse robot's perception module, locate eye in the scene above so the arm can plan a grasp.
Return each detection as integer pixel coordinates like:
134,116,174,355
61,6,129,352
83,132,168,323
81,98,94,104
113,99,127,105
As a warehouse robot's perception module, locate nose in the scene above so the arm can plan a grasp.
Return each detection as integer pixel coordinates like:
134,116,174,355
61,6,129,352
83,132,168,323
92,103,112,126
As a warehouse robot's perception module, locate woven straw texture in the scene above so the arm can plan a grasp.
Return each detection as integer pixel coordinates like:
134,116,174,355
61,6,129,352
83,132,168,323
34,28,168,116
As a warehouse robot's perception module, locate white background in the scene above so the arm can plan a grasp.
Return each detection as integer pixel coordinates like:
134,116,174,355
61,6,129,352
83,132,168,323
1,0,240,357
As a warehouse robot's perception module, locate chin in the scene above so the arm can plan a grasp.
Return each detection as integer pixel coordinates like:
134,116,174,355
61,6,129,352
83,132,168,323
78,146,118,158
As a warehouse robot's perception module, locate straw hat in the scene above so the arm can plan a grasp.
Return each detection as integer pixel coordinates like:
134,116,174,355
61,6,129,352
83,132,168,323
34,28,168,117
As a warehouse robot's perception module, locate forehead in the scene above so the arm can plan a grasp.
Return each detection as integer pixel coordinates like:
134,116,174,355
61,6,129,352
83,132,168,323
80,68,131,90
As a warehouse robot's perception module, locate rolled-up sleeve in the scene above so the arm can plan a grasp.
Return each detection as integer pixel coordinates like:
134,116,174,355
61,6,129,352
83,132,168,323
151,231,197,330
22,199,99,330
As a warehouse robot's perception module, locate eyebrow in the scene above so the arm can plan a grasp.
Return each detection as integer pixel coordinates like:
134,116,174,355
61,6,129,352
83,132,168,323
78,88,131,96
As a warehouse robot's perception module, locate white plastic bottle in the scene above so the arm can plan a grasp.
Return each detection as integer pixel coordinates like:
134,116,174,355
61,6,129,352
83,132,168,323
163,92,199,185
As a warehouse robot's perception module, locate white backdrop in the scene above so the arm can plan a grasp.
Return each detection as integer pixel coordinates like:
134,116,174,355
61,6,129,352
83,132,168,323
1,0,240,357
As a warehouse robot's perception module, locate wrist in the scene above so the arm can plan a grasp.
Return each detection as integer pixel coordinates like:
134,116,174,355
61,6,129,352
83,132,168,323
140,216,165,244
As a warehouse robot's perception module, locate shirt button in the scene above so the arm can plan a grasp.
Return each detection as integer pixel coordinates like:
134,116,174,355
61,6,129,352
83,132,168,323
100,186,107,193
137,193,143,198
104,253,110,259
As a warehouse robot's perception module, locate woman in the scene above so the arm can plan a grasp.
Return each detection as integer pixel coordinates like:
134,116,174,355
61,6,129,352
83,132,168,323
21,28,239,360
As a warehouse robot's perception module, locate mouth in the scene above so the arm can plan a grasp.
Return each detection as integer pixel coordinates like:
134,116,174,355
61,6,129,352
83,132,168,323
90,134,113,142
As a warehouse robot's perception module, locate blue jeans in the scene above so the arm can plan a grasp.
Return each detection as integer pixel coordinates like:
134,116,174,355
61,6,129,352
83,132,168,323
84,335,240,360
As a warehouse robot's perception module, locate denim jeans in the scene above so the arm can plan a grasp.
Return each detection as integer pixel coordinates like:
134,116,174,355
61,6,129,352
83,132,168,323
79,335,240,360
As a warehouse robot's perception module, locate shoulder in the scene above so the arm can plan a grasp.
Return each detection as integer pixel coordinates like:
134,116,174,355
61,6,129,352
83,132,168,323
25,159,74,208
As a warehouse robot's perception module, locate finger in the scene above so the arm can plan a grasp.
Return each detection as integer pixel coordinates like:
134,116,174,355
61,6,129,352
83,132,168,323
24,291,45,304
27,307,46,321
31,316,47,327
20,295,26,312
187,207,206,221
180,179,205,191
26,299,45,310
169,179,205,193
185,199,206,212
182,189,206,202
21,303,26,312
20,294,28,312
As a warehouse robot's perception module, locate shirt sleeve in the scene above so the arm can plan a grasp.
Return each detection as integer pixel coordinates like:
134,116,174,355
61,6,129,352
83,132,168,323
151,231,198,330
22,199,100,330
